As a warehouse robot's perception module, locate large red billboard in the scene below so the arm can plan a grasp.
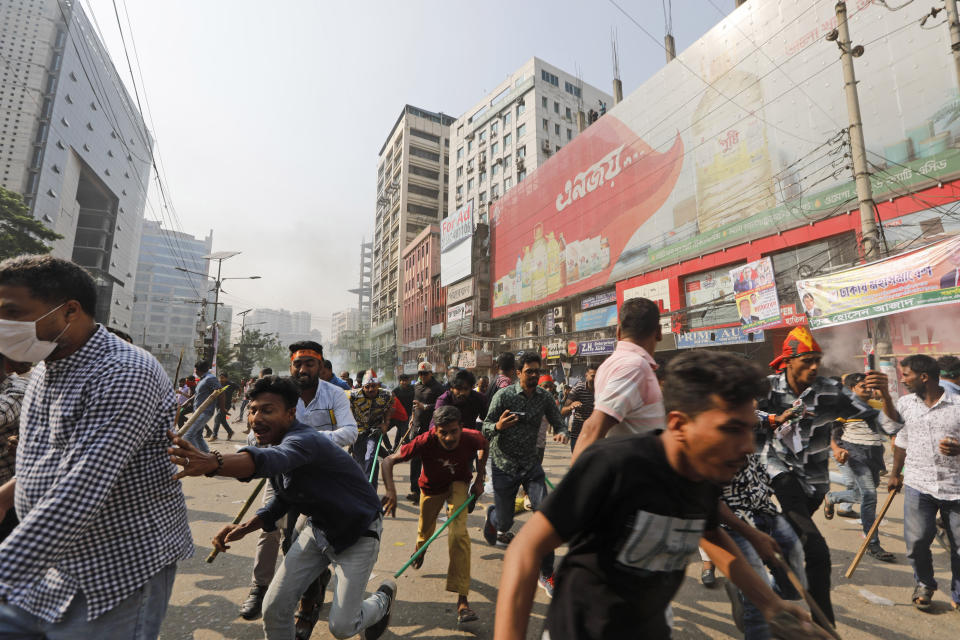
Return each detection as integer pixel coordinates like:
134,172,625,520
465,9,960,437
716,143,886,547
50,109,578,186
490,116,683,318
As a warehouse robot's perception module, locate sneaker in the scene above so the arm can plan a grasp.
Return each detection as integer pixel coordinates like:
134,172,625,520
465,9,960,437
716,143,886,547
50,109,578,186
405,492,420,504
912,584,934,611
701,566,717,588
482,505,498,546
723,579,745,632
495,531,515,548
837,507,859,519
239,584,268,620
538,573,556,598
363,578,398,640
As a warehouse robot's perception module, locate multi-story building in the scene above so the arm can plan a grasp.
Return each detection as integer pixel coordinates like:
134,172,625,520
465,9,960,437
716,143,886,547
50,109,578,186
131,220,212,378
0,0,153,331
248,307,317,347
331,308,362,344
447,58,613,225
371,105,454,373
400,224,445,369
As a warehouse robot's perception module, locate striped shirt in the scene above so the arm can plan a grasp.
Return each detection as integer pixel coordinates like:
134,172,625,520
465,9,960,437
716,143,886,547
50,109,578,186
565,382,595,434
593,341,665,437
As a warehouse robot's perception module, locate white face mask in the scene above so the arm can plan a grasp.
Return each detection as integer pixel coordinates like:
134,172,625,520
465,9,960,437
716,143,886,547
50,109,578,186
0,304,68,363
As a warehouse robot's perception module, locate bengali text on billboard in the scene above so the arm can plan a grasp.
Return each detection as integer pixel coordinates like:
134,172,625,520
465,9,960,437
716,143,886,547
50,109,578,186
729,257,781,334
441,202,473,288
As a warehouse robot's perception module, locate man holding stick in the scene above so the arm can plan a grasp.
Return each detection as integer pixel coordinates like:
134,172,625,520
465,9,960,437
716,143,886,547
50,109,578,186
494,351,830,640
885,354,960,611
348,373,393,489
0,255,192,637
381,405,488,624
168,375,396,640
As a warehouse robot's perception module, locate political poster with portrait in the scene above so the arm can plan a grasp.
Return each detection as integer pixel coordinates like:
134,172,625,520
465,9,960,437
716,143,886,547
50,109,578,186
795,235,960,329
729,257,781,334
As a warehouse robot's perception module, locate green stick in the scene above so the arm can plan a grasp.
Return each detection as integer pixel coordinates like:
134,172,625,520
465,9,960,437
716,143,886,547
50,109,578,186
368,432,384,483
394,493,477,579
544,476,555,490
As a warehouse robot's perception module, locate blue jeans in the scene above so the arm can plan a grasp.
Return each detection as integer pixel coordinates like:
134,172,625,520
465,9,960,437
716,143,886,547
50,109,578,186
183,409,212,453
827,443,882,542
904,485,960,604
491,462,554,577
0,562,177,639
262,518,388,640
727,513,805,640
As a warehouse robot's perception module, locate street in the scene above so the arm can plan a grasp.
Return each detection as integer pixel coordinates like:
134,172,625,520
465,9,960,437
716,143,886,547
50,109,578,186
161,440,959,640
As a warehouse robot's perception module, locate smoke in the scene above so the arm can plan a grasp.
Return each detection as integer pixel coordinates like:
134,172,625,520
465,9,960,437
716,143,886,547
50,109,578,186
813,321,871,378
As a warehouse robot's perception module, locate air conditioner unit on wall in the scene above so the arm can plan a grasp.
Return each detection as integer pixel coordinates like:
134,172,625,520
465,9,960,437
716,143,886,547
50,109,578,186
523,321,538,336
552,306,565,320
554,321,568,333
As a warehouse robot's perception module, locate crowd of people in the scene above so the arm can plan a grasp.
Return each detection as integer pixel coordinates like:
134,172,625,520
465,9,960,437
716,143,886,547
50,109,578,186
0,253,958,639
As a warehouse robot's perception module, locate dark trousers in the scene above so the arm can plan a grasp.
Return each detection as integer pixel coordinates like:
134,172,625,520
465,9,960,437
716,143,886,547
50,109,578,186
771,473,835,626
407,424,427,495
212,411,234,439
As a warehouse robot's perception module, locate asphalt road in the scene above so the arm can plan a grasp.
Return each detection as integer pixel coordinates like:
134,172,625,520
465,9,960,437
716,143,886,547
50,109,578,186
160,440,959,639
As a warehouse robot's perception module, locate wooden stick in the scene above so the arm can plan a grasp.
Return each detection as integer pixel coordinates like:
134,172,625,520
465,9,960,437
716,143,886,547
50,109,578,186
205,478,266,563
172,349,185,428
771,553,842,640
176,386,228,437
844,488,899,579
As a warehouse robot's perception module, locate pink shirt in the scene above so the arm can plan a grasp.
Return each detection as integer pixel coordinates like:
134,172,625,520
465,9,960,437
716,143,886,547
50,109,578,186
594,341,665,437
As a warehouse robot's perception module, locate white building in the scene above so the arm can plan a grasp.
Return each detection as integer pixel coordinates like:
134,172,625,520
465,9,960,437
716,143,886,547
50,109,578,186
0,0,153,331
331,308,363,343
248,308,317,348
448,58,613,223
371,105,454,372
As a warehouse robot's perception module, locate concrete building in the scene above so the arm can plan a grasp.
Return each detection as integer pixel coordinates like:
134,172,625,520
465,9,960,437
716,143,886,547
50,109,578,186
0,0,153,331
131,220,212,378
447,57,613,224
331,308,362,343
371,105,454,373
400,224,444,351
248,307,317,347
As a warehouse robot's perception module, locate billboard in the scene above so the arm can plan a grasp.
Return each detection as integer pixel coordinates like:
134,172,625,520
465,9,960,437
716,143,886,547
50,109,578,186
490,0,960,318
796,235,960,328
441,202,473,287
730,258,781,333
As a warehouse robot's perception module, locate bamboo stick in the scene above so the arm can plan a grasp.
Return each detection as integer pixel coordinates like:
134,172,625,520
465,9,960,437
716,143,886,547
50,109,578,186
844,488,899,579
205,478,266,563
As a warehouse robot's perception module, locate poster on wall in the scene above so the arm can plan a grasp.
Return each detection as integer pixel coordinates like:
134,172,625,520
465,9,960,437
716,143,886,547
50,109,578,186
729,257,781,333
488,0,960,319
796,235,960,328
441,202,474,288
574,304,618,331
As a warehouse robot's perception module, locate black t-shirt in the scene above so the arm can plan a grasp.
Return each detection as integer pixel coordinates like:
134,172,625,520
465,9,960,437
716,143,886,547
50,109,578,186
392,384,415,416
540,434,720,640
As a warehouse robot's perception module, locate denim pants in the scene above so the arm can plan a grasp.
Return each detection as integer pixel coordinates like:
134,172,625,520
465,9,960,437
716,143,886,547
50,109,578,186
183,409,212,453
262,517,388,640
727,513,805,640
351,431,381,490
0,562,177,639
828,442,882,542
491,462,554,577
903,485,960,604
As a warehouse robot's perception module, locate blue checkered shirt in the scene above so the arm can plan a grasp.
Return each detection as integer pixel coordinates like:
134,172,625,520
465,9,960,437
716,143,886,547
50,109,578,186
0,327,193,622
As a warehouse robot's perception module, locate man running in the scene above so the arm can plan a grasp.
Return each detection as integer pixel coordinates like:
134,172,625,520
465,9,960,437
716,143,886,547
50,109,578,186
886,354,960,611
482,351,566,596
571,297,665,463
434,369,488,429
168,376,396,640
188,359,220,451
561,364,596,452
0,255,191,637
210,371,235,441
348,372,393,488
406,361,445,503
494,351,829,640
757,326,877,626
381,405,488,624
391,374,415,444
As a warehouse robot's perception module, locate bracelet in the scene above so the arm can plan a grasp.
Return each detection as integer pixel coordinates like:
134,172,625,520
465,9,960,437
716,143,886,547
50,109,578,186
205,450,224,477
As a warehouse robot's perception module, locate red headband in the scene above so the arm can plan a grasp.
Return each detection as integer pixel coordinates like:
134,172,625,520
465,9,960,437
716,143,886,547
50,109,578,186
290,349,323,362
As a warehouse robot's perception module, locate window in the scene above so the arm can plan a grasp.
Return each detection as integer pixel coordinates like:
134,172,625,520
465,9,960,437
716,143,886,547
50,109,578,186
518,169,527,181
517,145,526,158
456,146,463,161
456,185,463,199
556,144,561,153
503,132,512,148
492,184,500,198
467,140,473,153
491,141,499,155
565,106,572,119
410,128,440,143
504,176,513,191
408,203,437,216
541,70,559,86
555,123,560,135
541,96,548,108
517,103,525,116
542,118,548,131
479,190,486,203
554,101,559,114
504,153,511,167
480,171,486,185
479,130,487,143
491,121,498,136
409,165,439,180
517,124,526,138
409,146,439,162
503,111,512,126
567,128,572,141
492,163,500,176
683,265,741,329
456,166,463,178
564,81,581,98
467,177,475,191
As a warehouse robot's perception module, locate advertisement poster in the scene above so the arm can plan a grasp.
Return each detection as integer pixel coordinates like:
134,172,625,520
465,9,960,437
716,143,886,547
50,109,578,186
796,235,960,328
488,0,960,319
574,304,618,331
441,202,473,288
676,327,765,349
729,258,781,333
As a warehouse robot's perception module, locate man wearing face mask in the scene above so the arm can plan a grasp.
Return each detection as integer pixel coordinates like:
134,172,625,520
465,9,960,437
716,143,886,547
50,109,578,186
0,255,192,637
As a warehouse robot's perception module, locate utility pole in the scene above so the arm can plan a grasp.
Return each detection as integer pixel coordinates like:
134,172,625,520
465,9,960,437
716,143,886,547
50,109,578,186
832,1,880,261
946,0,960,91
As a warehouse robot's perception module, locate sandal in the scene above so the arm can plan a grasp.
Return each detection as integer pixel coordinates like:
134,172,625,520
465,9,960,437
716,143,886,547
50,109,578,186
457,607,479,624
823,498,834,520
866,542,895,563
912,584,934,611
294,600,321,640
411,547,425,570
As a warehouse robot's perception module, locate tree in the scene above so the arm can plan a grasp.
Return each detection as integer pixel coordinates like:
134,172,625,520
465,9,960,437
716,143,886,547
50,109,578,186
235,328,287,377
0,186,61,260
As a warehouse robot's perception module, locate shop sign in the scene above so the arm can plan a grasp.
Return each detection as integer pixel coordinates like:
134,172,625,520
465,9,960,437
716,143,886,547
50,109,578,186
578,338,616,356
581,290,617,310
676,326,765,349
574,304,618,331
446,278,474,304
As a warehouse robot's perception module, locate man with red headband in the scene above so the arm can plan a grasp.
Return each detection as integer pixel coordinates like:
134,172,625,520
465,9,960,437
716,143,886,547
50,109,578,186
758,326,887,628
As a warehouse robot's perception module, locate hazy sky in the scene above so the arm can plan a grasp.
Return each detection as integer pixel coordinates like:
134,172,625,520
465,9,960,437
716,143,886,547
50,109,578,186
83,0,730,338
